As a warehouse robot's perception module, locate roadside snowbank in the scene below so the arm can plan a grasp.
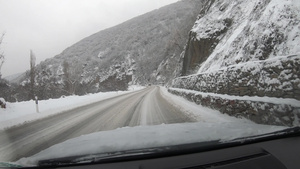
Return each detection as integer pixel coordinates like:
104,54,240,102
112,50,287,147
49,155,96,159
0,86,145,130
167,87,300,126
160,87,254,123
168,87,300,107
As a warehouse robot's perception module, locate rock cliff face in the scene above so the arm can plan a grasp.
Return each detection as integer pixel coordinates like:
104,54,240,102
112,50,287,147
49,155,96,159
182,0,233,75
172,0,300,126
181,0,300,75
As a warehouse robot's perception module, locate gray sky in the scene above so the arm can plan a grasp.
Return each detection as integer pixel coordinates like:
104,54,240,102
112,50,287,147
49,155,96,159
0,0,178,77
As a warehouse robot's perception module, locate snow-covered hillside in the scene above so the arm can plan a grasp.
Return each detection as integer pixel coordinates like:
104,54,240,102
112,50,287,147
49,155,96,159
182,0,300,75
172,0,300,126
4,0,205,102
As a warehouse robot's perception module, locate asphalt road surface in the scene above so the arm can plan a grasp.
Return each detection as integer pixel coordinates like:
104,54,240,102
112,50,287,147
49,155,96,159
0,86,195,162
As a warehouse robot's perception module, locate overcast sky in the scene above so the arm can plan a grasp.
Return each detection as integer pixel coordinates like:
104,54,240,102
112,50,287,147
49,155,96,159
0,0,178,77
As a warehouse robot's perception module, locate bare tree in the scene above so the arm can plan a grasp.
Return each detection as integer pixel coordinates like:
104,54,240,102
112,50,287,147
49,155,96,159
0,33,5,79
62,60,71,93
30,50,36,99
62,60,80,95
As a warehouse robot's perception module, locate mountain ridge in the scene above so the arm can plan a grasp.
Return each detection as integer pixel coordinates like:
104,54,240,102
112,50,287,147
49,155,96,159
4,0,205,101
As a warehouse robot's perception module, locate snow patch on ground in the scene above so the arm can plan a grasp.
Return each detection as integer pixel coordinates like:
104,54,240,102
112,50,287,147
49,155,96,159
0,86,145,130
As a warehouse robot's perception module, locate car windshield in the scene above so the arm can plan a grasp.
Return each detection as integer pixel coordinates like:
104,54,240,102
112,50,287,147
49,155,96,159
0,0,299,167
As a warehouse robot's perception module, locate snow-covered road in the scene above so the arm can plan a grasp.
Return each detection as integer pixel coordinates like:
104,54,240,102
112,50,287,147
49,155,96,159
0,86,195,161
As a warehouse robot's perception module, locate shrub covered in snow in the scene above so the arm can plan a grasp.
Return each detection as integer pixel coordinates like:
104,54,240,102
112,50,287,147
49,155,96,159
0,98,6,109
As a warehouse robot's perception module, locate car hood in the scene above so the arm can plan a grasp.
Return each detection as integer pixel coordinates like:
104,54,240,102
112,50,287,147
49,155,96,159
16,121,287,167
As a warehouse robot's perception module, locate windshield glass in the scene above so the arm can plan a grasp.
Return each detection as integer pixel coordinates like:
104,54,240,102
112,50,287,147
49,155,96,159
0,0,299,167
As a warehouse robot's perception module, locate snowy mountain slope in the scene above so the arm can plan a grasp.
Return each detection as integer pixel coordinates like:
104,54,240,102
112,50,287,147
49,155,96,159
5,0,204,101
171,0,300,126
182,0,300,75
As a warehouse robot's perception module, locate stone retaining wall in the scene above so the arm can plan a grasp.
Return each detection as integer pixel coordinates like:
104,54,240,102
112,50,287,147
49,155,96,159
172,55,300,100
170,55,300,126
168,88,300,126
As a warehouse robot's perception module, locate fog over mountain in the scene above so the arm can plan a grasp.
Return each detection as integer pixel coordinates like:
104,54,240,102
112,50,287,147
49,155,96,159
3,0,204,101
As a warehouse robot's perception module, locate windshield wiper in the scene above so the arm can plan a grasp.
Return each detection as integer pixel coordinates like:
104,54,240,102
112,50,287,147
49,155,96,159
38,126,300,167
228,126,300,144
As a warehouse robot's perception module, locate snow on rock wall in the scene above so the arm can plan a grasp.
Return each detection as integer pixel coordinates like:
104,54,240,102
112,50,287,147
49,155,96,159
172,0,300,126
173,55,300,100
182,0,300,75
168,88,300,126
172,55,300,126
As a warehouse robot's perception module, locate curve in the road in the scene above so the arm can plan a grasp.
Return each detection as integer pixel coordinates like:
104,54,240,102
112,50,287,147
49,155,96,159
0,86,195,161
